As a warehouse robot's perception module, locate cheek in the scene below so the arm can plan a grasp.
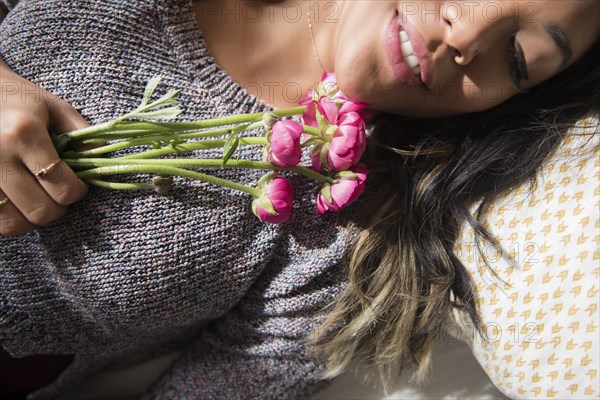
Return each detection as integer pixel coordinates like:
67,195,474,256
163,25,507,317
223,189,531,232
335,50,518,117
333,5,393,100
442,65,520,114
375,79,518,118
335,56,380,104
460,81,517,112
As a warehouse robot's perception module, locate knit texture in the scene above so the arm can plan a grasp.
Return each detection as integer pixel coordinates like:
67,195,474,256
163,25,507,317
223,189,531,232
0,1,359,398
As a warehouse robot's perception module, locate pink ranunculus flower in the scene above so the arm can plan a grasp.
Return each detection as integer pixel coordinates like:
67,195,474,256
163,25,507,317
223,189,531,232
309,143,325,173
318,72,340,97
326,111,367,171
299,95,319,128
315,72,362,106
317,96,340,125
267,120,303,168
252,173,294,224
316,164,368,215
299,72,368,128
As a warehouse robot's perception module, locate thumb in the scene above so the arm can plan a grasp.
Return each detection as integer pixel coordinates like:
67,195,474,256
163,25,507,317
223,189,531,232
46,93,90,134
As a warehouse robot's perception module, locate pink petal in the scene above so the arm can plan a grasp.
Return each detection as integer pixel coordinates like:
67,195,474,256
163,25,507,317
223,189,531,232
301,102,318,128
339,100,369,114
310,145,323,172
316,194,330,215
317,97,339,125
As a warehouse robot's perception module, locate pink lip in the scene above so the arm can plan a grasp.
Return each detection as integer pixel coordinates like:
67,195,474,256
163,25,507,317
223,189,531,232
384,11,433,89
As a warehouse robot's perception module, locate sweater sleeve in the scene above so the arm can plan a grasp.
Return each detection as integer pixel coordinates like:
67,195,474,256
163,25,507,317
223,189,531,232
0,0,18,11
143,243,348,400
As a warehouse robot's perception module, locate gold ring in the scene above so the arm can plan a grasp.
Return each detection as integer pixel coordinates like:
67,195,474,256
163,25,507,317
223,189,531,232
34,159,61,179
0,197,9,207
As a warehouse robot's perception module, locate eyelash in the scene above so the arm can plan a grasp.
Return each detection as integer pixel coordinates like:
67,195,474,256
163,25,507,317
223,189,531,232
507,36,527,90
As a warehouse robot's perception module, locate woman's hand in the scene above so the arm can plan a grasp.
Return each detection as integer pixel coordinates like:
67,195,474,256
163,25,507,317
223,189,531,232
0,59,90,236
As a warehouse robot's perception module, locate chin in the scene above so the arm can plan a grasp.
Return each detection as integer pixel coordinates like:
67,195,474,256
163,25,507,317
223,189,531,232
334,50,383,103
336,69,374,104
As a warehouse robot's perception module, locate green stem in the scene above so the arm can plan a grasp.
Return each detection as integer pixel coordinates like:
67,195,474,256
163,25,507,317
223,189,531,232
303,126,321,137
288,165,333,184
67,136,268,158
72,129,177,144
86,179,155,190
65,158,333,184
76,165,261,196
70,121,266,146
65,121,115,139
64,106,305,140
115,137,263,160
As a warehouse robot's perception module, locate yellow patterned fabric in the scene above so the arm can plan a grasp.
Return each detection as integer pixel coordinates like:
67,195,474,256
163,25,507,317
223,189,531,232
451,119,599,399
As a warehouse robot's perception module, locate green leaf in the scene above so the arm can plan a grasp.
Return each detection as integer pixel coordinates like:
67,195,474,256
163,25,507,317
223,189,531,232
262,112,279,130
335,170,358,179
317,82,324,95
259,194,278,216
320,183,333,203
222,132,240,166
256,172,276,191
169,138,187,150
145,90,181,110
132,106,183,121
151,137,187,151
317,112,325,128
325,83,338,97
324,124,338,140
312,90,319,102
141,76,163,107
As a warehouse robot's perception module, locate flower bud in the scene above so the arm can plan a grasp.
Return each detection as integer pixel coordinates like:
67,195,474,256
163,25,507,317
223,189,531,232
266,120,303,168
252,173,294,224
316,164,368,215
262,112,280,130
152,175,173,195
299,72,368,129
326,112,367,171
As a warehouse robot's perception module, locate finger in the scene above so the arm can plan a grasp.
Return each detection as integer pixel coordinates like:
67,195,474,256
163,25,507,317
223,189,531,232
46,95,104,151
0,187,36,236
46,93,90,133
26,150,88,207
3,114,89,206
0,157,67,227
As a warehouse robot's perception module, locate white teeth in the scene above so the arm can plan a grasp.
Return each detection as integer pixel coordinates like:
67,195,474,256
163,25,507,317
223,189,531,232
400,30,409,42
401,41,414,58
399,29,421,77
406,55,419,68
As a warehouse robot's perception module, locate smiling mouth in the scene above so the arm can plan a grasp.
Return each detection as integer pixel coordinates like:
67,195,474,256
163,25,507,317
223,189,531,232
385,11,429,88
399,29,422,77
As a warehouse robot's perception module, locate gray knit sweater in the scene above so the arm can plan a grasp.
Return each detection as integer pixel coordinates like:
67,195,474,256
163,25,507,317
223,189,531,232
0,1,359,398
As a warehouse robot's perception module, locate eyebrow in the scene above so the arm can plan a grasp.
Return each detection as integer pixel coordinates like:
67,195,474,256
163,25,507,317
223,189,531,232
546,23,572,70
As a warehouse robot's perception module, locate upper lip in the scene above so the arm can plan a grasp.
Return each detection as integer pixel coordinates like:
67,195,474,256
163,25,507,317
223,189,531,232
396,11,433,89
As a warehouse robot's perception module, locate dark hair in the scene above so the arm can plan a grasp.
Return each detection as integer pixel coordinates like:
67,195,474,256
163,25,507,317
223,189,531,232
311,37,600,388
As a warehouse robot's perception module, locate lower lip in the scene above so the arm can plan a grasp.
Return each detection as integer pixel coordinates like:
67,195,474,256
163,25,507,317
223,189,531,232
384,13,422,87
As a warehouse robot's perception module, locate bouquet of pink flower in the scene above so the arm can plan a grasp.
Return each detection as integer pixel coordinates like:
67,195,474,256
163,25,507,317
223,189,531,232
57,73,369,224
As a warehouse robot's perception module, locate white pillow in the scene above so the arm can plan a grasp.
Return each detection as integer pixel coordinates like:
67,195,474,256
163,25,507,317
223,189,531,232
451,118,599,399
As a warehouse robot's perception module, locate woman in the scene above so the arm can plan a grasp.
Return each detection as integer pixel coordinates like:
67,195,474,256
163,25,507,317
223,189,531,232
0,0,598,399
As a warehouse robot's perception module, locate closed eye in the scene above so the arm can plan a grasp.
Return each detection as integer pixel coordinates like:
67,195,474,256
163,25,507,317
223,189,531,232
507,36,529,92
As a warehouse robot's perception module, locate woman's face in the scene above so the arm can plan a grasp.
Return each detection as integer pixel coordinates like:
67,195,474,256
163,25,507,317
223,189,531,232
329,0,600,117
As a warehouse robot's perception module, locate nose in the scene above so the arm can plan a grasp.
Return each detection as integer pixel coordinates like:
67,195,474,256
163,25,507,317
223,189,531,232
441,3,508,66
